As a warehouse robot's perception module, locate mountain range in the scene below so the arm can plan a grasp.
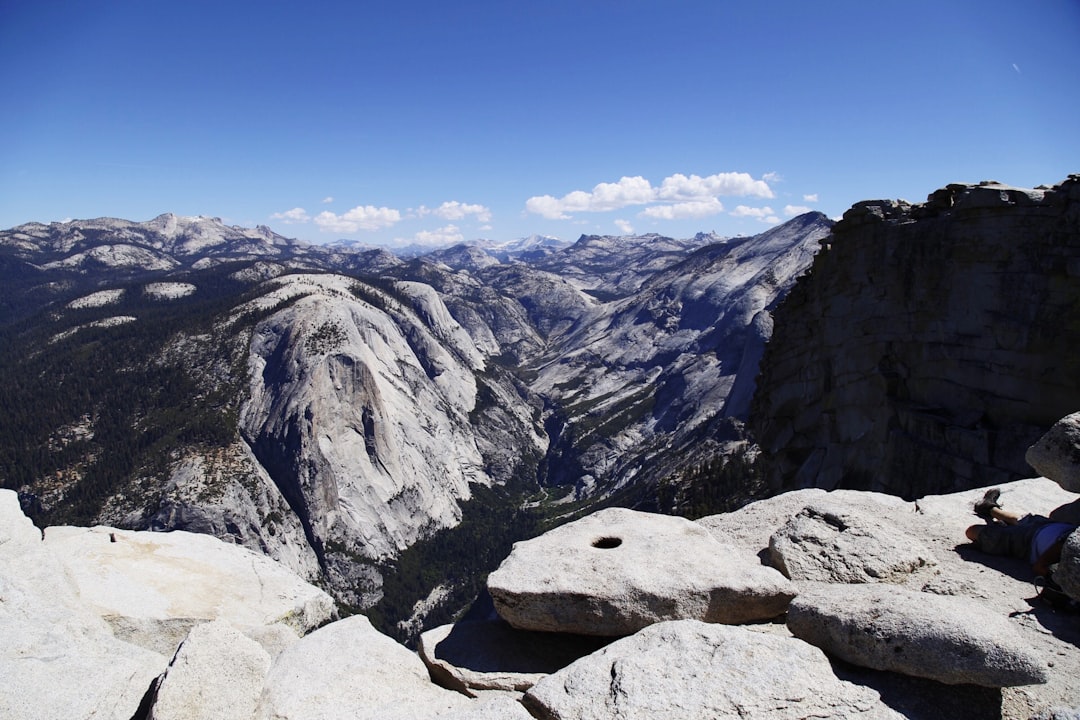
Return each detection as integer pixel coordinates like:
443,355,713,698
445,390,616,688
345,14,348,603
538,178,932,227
0,210,830,628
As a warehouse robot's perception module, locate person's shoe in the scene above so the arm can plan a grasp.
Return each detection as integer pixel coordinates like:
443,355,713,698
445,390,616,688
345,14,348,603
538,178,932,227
974,488,1001,520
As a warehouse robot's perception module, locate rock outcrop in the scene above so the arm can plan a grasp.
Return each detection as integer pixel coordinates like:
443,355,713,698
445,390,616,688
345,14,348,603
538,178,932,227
752,176,1080,498
4,468,1080,719
253,615,472,720
239,273,543,606
0,488,332,720
1056,529,1080,601
768,501,938,583
42,523,335,655
149,620,272,720
523,620,903,720
787,584,1048,687
487,507,796,635
1026,411,1080,493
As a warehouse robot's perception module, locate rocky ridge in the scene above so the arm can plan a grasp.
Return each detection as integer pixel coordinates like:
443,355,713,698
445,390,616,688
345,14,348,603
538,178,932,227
5,420,1079,719
751,176,1080,499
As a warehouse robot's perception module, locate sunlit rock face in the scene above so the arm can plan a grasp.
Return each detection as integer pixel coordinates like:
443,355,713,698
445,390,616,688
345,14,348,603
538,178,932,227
239,274,542,605
752,176,1080,498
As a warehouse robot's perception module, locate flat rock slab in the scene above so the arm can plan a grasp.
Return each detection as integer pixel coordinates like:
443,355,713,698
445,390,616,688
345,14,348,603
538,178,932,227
419,619,610,694
487,507,796,636
43,525,336,655
1026,412,1080,492
768,501,937,583
523,619,903,720
0,506,166,720
787,584,1049,687
254,614,469,720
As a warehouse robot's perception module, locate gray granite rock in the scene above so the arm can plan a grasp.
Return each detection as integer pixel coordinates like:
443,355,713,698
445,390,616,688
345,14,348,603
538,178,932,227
1027,412,1080,492
488,507,796,636
787,584,1049,687
768,501,937,583
523,619,903,719
150,620,271,720
43,524,336,655
254,614,470,720
0,493,166,720
1055,529,1080,602
0,489,41,546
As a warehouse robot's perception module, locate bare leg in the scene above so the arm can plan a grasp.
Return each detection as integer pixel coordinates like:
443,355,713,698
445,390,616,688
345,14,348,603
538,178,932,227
966,506,1024,542
990,507,1022,525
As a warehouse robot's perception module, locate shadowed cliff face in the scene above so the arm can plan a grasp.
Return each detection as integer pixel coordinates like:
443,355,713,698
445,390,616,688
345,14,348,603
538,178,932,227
751,176,1080,499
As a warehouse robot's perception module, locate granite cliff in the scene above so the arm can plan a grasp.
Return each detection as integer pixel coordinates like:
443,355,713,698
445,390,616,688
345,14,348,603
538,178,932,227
751,176,1080,498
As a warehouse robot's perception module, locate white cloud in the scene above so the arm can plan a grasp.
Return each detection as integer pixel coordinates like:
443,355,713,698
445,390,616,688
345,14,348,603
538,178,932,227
314,205,402,233
412,224,464,246
640,198,724,220
271,207,311,224
525,172,772,220
784,205,813,216
763,172,783,183
322,196,334,204
525,194,572,220
614,219,635,234
657,172,773,201
731,205,776,219
420,201,492,223
803,193,818,202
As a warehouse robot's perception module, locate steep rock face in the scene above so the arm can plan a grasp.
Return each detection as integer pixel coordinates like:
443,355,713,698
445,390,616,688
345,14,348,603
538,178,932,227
239,274,543,605
531,213,832,497
752,177,1080,497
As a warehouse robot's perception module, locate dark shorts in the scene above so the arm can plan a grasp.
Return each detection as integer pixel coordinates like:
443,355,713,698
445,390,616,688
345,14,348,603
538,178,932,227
974,514,1051,560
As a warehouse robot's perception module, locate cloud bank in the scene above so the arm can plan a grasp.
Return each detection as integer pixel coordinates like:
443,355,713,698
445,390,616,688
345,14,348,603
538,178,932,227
525,172,773,221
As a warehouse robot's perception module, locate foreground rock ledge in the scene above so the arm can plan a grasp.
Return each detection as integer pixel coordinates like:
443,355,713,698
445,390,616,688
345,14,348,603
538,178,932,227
488,507,796,635
524,619,903,720
787,584,1049,687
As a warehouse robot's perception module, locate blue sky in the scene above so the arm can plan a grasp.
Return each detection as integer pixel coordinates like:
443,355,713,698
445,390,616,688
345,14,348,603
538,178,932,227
2,1,1078,248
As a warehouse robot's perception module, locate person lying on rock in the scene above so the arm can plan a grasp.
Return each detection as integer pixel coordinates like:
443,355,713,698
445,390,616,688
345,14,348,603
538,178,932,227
965,488,1076,576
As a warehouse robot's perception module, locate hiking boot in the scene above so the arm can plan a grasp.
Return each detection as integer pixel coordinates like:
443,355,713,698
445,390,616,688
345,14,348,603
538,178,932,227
974,488,1001,520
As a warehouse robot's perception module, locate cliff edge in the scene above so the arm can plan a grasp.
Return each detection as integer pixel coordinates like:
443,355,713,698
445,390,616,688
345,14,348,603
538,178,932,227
751,176,1080,497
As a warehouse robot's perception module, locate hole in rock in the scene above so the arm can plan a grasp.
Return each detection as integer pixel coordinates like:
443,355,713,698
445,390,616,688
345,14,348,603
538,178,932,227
592,536,623,549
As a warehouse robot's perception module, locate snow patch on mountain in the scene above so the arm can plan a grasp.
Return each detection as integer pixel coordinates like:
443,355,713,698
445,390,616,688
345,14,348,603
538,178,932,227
144,282,196,300
67,289,126,309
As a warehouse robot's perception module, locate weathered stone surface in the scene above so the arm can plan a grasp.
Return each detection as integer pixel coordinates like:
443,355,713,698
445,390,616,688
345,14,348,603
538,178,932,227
523,619,902,719
150,620,271,720
255,614,469,720
0,492,166,720
488,507,796,635
427,691,535,720
43,524,336,655
0,489,41,546
787,584,1049,687
1027,412,1080,492
419,619,609,694
1055,529,1080,601
768,501,937,583
699,488,913,557
751,176,1080,499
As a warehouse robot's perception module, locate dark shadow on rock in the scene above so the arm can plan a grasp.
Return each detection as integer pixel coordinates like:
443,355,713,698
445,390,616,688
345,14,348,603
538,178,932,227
830,657,1003,720
955,543,1080,649
1014,598,1080,650
431,618,611,675
954,542,1032,583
